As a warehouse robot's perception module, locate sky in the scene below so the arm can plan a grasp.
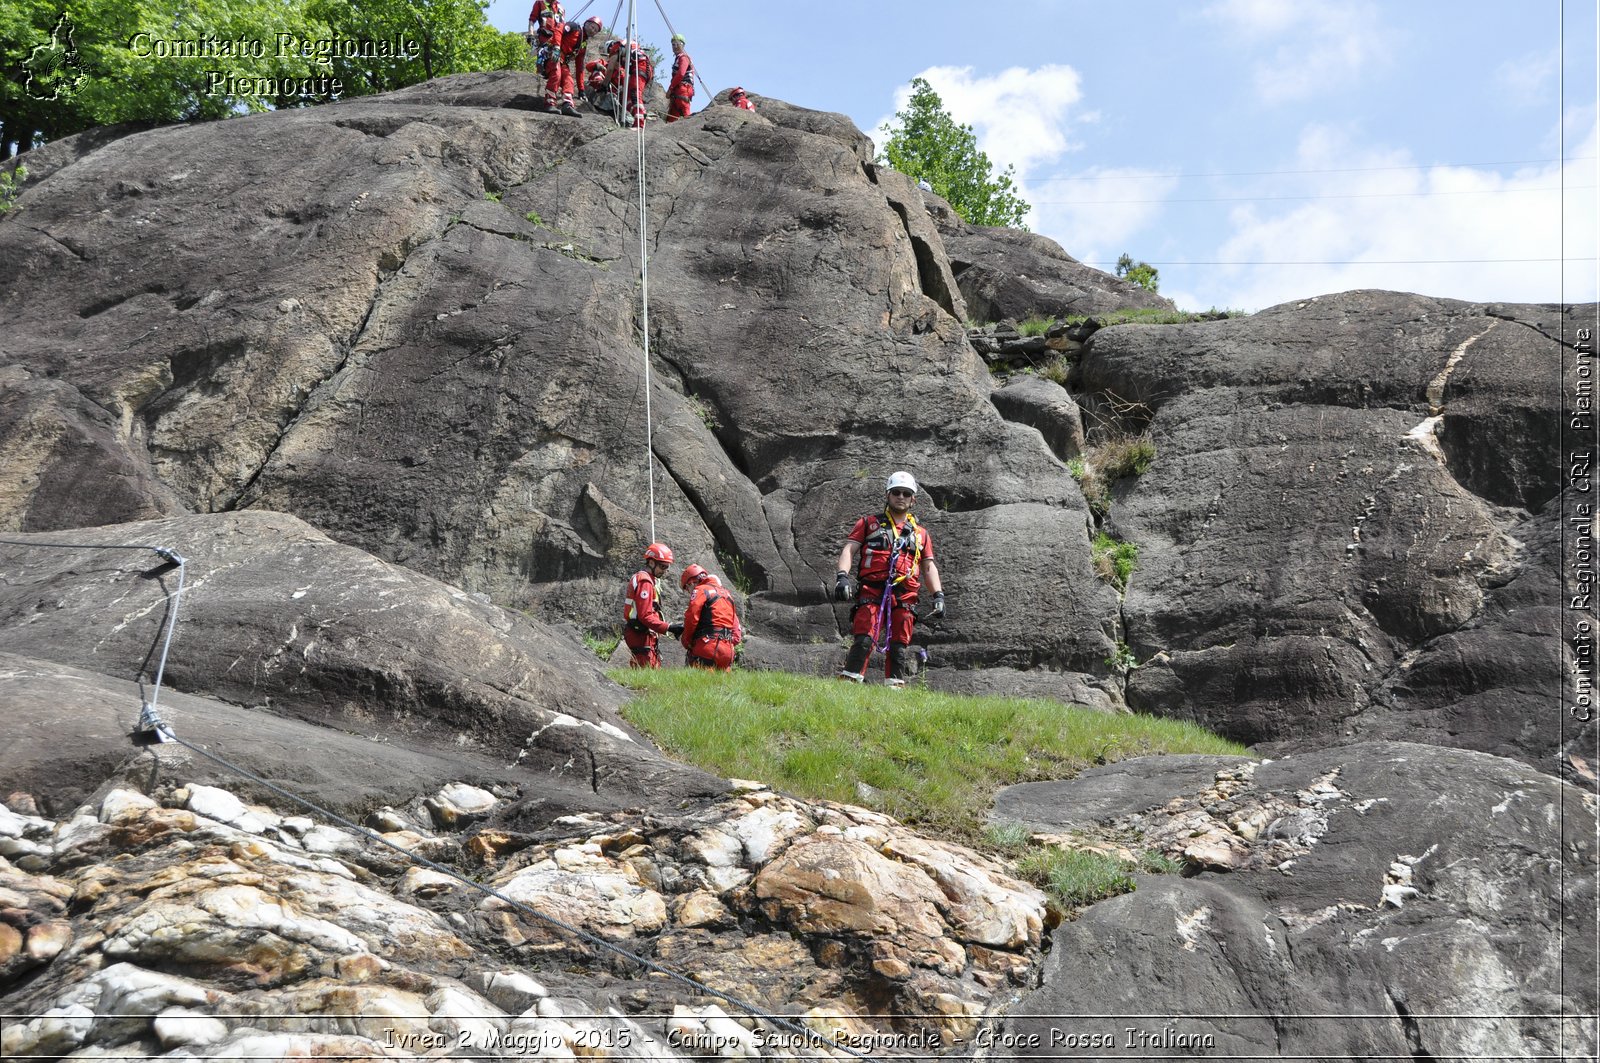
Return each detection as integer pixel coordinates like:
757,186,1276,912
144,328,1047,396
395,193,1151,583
486,1,1600,313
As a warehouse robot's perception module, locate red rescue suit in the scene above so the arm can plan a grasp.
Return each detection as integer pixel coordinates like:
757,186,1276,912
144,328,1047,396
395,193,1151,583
606,38,651,125
544,20,586,109
528,0,563,39
846,511,933,669
730,88,754,111
666,52,694,121
623,568,670,667
681,577,742,670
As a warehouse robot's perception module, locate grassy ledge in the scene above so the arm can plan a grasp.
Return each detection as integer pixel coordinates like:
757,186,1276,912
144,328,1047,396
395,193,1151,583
612,669,1246,841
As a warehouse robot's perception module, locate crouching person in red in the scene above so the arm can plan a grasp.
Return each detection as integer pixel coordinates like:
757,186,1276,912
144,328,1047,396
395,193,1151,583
623,542,674,667
834,471,944,687
669,564,743,670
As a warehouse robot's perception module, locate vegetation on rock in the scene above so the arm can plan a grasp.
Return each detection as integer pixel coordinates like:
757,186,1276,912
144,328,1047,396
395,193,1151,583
615,669,1246,840
879,76,1030,229
1115,252,1160,292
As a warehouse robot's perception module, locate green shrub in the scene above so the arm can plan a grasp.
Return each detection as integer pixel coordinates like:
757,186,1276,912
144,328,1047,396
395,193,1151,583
1017,316,1054,337
524,209,544,226
1104,641,1137,673
984,822,1034,852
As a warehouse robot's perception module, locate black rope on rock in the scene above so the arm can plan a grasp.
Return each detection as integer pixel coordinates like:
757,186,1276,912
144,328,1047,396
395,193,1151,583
0,537,187,744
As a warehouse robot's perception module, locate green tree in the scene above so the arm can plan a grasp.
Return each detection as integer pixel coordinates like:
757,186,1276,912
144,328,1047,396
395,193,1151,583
878,77,1030,230
1115,252,1159,292
0,0,531,158
306,0,533,98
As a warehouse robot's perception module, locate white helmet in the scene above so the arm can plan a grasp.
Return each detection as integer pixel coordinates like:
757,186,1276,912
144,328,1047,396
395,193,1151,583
886,471,918,495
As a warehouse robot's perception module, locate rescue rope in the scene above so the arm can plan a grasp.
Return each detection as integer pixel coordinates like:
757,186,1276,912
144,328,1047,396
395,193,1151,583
625,0,658,542
0,536,886,1063
0,537,187,716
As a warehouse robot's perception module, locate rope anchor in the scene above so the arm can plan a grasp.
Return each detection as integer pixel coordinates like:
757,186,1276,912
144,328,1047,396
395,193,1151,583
131,700,175,747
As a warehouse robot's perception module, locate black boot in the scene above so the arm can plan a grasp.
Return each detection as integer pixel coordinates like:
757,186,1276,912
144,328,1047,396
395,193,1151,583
840,634,873,680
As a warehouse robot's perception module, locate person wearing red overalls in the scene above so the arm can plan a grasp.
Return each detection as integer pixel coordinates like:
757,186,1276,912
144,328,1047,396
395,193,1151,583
834,471,944,686
665,35,694,122
623,542,674,667
670,565,743,670
544,17,601,116
605,37,652,126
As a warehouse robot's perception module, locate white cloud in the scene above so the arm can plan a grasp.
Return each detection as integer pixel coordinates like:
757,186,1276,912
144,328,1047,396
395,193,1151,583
875,65,1087,177
1027,168,1182,270
1494,48,1561,106
1202,0,1391,103
1199,119,1599,311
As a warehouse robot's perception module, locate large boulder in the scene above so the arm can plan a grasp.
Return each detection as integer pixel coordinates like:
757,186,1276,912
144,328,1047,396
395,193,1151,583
990,743,1598,1061
1073,291,1596,779
0,72,1117,703
0,512,719,815
924,190,1176,322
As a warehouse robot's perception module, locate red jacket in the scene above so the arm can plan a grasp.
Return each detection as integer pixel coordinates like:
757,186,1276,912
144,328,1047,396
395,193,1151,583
624,570,669,635
668,53,694,102
847,512,933,596
681,579,741,667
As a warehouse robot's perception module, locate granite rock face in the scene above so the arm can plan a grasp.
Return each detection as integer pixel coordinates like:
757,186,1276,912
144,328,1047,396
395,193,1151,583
1076,292,1594,777
1,75,1585,771
990,743,1598,1061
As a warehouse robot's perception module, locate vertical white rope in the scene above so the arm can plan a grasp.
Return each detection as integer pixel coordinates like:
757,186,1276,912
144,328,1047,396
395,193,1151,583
625,0,655,541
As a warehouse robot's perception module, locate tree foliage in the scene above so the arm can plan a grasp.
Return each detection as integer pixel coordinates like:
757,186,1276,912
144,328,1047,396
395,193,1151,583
1115,252,1160,292
878,77,1030,230
1,0,531,158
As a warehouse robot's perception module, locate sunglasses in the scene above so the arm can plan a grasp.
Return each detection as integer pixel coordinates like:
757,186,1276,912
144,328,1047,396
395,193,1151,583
888,488,915,498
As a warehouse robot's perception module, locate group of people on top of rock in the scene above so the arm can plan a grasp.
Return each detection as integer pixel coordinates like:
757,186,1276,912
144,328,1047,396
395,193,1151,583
623,472,944,686
526,1,755,125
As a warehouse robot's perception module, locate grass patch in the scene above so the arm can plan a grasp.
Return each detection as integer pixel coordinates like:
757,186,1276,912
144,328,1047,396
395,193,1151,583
1016,315,1054,337
1062,307,1250,328
525,209,544,226
1016,847,1135,908
583,630,621,660
613,669,1246,841
1038,355,1072,387
1070,433,1156,515
1091,532,1138,591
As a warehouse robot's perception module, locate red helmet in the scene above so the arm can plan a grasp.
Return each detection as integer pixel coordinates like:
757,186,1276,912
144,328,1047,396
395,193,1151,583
643,542,674,565
680,563,708,590
583,16,602,37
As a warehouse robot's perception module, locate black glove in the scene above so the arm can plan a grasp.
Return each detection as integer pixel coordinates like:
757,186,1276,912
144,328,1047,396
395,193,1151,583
666,622,684,637
930,592,945,620
834,572,851,601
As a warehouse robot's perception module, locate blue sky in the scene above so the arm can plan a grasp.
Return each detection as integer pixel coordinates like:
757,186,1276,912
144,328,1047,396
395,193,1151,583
485,0,1598,313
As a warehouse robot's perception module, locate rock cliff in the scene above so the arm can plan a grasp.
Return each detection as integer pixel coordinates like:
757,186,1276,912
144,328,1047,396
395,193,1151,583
0,70,1593,1057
